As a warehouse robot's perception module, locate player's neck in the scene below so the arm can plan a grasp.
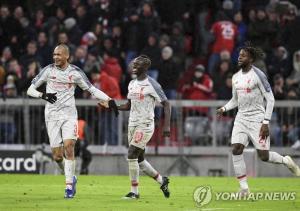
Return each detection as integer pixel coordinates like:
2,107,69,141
56,63,69,70
242,64,252,73
137,73,147,81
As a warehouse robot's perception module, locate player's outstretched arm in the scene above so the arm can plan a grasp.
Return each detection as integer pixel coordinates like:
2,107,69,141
161,100,171,137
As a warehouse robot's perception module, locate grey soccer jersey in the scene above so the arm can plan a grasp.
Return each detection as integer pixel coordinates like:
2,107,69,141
32,64,92,121
224,66,275,122
127,76,167,126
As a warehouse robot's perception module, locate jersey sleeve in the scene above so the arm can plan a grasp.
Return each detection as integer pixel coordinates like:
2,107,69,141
74,68,92,90
255,69,275,121
31,65,51,88
148,78,167,102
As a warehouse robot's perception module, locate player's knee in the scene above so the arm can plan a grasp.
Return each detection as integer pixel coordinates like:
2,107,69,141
138,154,144,163
258,152,269,162
232,145,243,155
128,146,140,159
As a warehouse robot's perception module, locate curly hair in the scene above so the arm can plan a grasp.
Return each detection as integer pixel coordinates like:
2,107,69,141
240,41,264,62
135,54,151,69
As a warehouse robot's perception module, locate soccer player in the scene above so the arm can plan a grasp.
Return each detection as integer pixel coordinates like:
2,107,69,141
217,43,300,196
100,55,171,199
27,44,118,198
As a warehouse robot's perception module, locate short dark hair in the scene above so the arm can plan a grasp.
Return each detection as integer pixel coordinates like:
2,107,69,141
136,55,151,69
240,42,264,62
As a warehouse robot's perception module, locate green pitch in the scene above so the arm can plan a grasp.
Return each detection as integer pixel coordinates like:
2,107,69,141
0,175,299,211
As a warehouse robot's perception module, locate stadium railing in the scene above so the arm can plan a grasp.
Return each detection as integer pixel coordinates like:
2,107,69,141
0,99,300,150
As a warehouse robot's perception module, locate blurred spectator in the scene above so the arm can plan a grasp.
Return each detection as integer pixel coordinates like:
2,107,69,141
19,41,42,76
7,59,22,80
90,68,122,145
248,7,276,53
0,46,13,69
101,52,122,83
159,34,170,49
124,9,142,66
232,11,248,63
64,17,83,45
80,32,98,53
272,74,286,100
34,8,46,30
266,46,291,81
208,12,238,74
73,46,87,69
281,4,300,54
0,5,23,56
212,60,233,100
182,64,214,115
83,52,102,76
55,7,67,23
19,61,40,95
286,50,300,89
43,17,60,47
157,46,180,99
139,1,160,49
141,33,161,80
43,0,58,18
75,4,91,32
57,31,76,54
37,32,52,66
170,22,185,66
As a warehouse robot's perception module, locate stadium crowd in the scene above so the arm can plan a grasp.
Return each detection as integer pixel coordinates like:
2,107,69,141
1,0,300,146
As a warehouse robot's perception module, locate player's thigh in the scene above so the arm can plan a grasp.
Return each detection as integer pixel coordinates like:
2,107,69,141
46,120,63,148
61,119,78,141
128,123,154,150
231,120,249,147
249,121,270,150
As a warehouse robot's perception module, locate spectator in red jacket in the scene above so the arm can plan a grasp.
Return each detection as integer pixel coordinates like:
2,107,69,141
182,64,214,115
101,52,122,84
90,68,122,145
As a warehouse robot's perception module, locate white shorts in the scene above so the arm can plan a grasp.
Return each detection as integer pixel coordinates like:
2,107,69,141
46,119,78,148
231,119,270,150
128,123,154,150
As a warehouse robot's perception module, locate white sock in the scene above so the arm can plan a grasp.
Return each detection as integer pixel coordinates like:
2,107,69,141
139,160,163,185
232,154,248,190
56,158,65,173
268,151,288,164
128,159,139,194
65,159,75,188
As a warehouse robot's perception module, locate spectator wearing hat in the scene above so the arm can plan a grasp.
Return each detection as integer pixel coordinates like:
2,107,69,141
182,64,214,115
64,17,83,45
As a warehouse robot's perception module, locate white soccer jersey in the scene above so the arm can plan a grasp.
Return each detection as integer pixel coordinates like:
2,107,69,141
32,64,92,121
127,76,167,126
224,66,275,122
